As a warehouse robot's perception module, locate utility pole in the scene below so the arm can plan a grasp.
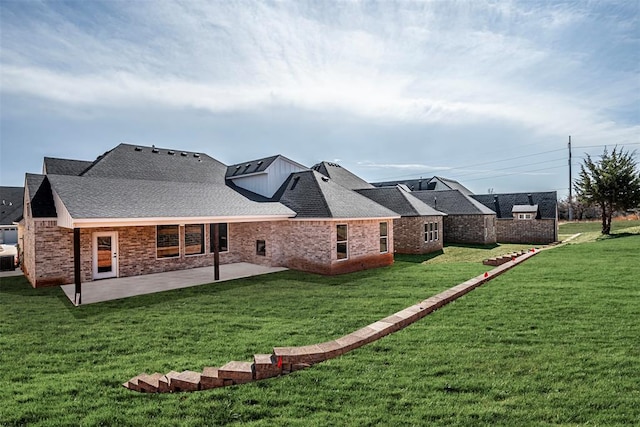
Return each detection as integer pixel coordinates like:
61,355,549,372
568,135,573,221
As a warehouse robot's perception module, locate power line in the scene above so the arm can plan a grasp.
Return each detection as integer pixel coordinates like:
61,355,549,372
461,164,566,183
447,157,566,180
373,147,566,181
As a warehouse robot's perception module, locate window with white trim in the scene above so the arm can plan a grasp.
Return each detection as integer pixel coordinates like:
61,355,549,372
517,213,533,220
424,222,438,242
337,224,348,260
157,225,179,258
185,224,204,256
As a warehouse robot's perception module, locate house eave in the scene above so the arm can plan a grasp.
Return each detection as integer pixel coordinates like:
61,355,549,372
290,215,400,222
226,171,269,180
58,214,295,229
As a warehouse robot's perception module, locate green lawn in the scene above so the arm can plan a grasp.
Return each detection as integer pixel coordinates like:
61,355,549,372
2,232,639,426
559,219,640,243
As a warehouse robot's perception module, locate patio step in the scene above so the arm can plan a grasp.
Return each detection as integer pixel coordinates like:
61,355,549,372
482,250,531,266
170,370,202,392
123,249,540,393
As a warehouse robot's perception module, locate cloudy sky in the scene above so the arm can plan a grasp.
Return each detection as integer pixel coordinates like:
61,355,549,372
1,0,638,197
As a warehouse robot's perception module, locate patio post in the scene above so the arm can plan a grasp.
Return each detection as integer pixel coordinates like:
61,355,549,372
73,228,81,305
213,223,220,281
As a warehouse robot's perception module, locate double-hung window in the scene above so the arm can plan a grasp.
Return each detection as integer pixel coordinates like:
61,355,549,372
337,224,348,260
379,222,388,253
185,224,204,256
157,225,179,258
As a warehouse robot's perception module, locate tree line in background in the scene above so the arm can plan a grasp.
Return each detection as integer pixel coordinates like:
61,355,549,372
564,147,640,234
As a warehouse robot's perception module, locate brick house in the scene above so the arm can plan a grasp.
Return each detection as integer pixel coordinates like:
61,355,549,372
471,192,558,244
411,190,497,245
20,144,398,289
355,185,445,254
0,186,23,245
311,162,445,254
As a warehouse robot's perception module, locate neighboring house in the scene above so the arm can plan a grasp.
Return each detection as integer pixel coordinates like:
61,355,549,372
355,185,445,254
0,186,23,245
21,144,398,288
312,162,444,254
372,176,474,196
411,190,497,245
471,192,558,244
273,170,398,274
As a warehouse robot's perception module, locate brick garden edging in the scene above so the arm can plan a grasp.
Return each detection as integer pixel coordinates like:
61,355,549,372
123,249,539,393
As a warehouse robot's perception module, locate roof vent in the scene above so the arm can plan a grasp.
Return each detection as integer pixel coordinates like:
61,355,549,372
245,163,251,167
134,146,142,152
290,176,300,190
181,152,187,156
321,176,330,182
168,150,175,155
152,148,159,153
193,153,200,158
257,161,263,166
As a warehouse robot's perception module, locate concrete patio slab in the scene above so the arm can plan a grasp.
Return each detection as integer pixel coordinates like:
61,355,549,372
60,262,287,305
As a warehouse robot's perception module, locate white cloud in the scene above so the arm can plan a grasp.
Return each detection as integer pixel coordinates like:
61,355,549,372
1,0,638,194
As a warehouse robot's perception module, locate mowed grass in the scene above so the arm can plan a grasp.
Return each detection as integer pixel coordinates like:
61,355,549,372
559,219,640,243
2,232,639,426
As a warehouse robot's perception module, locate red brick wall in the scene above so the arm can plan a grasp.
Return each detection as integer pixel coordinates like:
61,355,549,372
26,218,396,287
496,219,557,244
392,216,443,254
26,220,74,287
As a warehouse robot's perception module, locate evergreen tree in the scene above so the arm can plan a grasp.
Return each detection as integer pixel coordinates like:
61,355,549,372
574,147,640,234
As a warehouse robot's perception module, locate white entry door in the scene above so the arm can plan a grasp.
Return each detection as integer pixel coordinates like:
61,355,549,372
93,232,118,280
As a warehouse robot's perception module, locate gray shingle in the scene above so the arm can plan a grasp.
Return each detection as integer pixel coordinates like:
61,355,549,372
411,190,495,215
277,171,397,219
225,155,280,178
356,186,445,217
25,174,57,218
81,143,227,183
48,174,294,220
0,186,24,224
44,158,93,176
312,161,374,190
372,176,473,196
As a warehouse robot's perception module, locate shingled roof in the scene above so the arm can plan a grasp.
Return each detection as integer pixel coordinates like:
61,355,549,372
371,176,473,196
355,186,445,217
411,190,495,215
276,170,398,219
0,186,24,225
47,174,294,226
311,161,374,190
25,174,57,218
471,192,557,219
225,155,281,178
81,143,227,183
43,158,93,176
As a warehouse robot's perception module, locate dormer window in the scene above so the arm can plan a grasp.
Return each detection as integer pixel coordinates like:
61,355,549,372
512,204,538,220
